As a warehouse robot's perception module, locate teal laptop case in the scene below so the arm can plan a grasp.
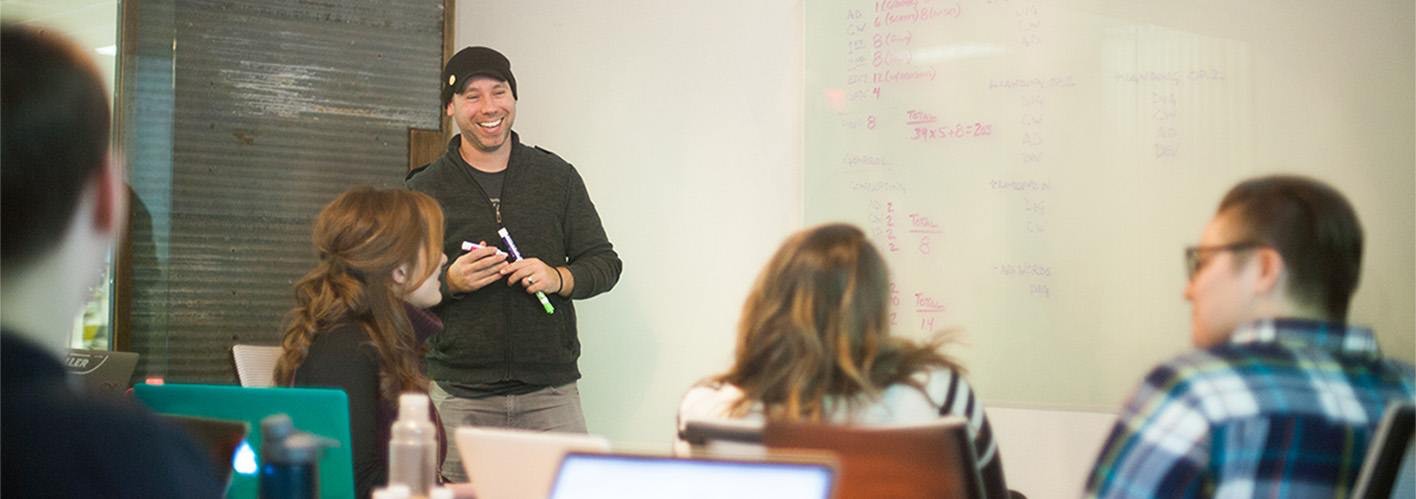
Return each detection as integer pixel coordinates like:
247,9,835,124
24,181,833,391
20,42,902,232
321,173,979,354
134,383,354,499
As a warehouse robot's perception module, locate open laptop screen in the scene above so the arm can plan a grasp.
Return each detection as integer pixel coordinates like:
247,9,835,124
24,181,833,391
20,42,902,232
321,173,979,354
548,452,834,499
65,349,138,396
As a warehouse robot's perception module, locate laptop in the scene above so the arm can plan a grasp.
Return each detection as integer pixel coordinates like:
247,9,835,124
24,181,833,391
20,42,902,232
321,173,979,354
548,451,837,499
161,415,249,490
64,348,138,396
455,427,611,499
134,383,354,499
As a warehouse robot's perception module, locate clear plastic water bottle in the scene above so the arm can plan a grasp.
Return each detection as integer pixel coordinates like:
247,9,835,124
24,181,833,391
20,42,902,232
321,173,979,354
388,393,438,496
259,414,328,499
372,484,412,499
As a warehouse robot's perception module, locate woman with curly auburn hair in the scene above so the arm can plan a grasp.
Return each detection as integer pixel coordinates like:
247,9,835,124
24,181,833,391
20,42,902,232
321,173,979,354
675,223,1011,499
273,186,447,499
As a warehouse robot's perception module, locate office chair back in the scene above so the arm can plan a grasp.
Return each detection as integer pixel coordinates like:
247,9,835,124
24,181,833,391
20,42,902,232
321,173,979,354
1353,402,1415,499
680,417,767,457
764,417,985,499
232,344,281,387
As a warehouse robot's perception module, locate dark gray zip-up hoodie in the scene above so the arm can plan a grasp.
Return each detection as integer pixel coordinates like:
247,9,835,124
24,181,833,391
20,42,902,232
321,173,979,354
407,133,621,386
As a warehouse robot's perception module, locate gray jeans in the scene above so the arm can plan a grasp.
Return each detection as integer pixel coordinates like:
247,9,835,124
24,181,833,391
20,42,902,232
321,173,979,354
429,380,588,482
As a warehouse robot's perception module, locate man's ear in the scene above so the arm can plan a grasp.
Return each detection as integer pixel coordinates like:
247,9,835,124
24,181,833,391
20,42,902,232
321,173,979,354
1252,247,1285,295
91,153,125,233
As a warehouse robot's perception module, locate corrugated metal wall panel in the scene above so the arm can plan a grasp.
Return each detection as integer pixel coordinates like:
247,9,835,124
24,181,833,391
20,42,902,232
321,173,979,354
127,0,444,382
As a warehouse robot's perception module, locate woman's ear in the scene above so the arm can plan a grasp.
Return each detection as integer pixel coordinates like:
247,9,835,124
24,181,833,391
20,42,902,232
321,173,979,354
391,263,410,286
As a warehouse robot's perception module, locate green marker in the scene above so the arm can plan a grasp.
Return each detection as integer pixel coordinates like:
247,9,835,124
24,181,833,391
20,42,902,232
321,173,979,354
533,289,555,315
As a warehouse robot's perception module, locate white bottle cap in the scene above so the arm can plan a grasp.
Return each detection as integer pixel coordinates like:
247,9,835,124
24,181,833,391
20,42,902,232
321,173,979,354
428,486,455,499
373,484,412,499
398,392,430,421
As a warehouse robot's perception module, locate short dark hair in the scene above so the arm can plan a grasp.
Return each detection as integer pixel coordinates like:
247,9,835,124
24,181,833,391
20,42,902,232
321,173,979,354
1218,175,1363,321
1,24,111,267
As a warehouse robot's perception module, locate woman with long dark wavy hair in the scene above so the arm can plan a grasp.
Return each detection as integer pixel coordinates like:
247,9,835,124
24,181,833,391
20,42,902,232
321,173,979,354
273,187,447,499
676,223,1011,499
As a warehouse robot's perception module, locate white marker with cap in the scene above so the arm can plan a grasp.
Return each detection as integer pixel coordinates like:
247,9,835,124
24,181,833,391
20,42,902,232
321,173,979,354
463,236,555,315
496,228,555,315
460,241,508,257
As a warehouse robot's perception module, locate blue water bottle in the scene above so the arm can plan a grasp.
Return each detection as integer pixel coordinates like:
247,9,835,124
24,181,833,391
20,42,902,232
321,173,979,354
259,414,328,499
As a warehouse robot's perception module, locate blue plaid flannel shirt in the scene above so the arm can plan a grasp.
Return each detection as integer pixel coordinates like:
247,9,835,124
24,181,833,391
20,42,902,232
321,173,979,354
1085,318,1415,498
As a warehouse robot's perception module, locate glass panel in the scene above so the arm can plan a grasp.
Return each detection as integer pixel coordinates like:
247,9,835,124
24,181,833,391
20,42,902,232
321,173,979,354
121,0,176,381
74,260,113,350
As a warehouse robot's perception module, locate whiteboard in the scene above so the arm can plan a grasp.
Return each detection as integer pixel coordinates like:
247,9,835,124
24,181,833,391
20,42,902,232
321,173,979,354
805,0,1415,410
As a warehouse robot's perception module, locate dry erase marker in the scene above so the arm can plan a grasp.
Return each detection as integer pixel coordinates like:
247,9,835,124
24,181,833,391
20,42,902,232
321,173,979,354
494,228,555,315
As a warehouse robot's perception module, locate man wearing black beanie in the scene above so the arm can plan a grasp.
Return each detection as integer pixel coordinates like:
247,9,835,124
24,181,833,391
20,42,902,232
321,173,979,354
407,46,622,483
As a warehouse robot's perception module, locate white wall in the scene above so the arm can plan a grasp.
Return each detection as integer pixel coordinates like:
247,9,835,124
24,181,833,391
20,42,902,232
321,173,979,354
454,0,805,450
453,4,1113,496
988,407,1116,498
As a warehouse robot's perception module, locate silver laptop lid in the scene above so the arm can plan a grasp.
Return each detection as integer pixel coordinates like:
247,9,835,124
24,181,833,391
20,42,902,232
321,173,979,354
548,452,835,499
455,427,611,499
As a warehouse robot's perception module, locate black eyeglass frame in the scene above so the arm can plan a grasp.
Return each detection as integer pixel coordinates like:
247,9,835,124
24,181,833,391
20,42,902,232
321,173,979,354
1184,241,1265,280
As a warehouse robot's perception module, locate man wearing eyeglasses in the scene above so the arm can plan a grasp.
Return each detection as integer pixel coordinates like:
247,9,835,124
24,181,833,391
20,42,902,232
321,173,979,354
1084,175,1414,498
